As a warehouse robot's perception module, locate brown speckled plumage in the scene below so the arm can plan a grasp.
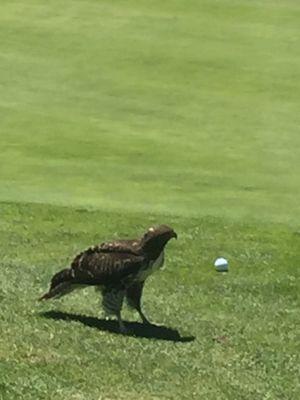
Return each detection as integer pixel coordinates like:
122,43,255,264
40,225,177,333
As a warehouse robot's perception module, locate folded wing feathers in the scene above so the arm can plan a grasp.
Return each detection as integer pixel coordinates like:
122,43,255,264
68,239,145,285
98,239,141,255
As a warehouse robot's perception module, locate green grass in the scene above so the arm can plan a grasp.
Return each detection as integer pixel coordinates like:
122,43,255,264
1,0,300,225
1,203,299,399
0,1,300,399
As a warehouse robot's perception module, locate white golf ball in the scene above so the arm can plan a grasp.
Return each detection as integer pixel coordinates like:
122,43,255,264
214,257,229,272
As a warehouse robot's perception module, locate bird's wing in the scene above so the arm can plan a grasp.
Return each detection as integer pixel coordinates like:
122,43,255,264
98,239,141,255
70,247,145,286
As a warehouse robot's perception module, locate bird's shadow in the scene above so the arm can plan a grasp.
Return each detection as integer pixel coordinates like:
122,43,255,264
41,311,195,343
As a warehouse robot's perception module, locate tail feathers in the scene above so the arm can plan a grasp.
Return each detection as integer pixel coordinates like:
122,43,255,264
39,268,74,301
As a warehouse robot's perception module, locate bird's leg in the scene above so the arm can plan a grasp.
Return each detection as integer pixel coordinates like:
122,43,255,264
133,298,151,325
127,293,150,324
116,311,127,334
125,282,152,325
137,307,151,325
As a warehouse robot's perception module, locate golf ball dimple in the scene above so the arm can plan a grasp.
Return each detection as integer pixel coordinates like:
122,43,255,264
214,257,229,272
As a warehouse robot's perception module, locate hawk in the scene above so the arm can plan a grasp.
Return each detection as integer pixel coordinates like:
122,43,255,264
40,225,177,333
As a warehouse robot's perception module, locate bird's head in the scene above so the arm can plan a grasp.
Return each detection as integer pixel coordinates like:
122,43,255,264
140,225,177,257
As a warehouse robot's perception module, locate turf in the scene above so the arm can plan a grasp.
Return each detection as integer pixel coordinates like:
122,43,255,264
1,0,300,225
0,1,300,399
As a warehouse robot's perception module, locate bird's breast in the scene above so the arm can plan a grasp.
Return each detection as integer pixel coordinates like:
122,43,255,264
137,251,165,281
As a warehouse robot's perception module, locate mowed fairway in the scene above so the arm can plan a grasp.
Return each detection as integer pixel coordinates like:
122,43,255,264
0,1,300,399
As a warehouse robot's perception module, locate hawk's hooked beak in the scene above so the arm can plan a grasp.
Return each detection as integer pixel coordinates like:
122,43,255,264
172,231,178,240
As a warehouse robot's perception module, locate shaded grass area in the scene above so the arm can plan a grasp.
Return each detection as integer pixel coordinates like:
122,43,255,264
0,202,299,399
41,311,194,343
